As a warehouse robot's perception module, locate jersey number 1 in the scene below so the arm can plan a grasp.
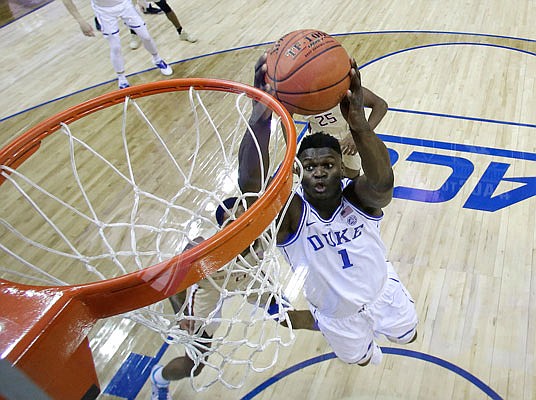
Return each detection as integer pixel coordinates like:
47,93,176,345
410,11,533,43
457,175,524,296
338,249,354,269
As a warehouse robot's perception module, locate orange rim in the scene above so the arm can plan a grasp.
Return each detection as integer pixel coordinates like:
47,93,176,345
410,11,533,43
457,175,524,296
0,78,297,317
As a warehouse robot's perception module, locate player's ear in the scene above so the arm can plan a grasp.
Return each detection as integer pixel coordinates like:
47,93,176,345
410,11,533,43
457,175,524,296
292,159,302,175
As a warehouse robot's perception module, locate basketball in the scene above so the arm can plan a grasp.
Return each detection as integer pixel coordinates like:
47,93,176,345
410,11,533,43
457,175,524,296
265,29,352,115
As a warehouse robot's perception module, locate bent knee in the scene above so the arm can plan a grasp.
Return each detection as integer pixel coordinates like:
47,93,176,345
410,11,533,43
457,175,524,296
131,26,150,40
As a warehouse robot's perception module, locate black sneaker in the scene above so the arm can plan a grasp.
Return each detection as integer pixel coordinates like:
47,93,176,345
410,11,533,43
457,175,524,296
94,16,101,31
143,4,163,14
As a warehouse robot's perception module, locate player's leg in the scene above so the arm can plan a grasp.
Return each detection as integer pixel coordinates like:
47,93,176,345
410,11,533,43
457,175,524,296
128,0,160,52
105,34,130,88
152,284,221,392
154,0,196,42
150,330,212,399
137,0,162,14
128,28,141,50
121,7,173,76
314,309,380,366
94,9,129,89
370,263,419,345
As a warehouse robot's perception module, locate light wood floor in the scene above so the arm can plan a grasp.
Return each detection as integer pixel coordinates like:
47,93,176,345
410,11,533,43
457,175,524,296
1,1,535,399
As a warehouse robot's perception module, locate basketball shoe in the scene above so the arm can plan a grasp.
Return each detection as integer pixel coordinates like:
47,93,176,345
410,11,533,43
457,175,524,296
117,75,130,89
94,17,101,32
267,294,291,322
142,4,162,14
178,30,197,43
150,365,171,400
129,33,141,50
154,59,173,76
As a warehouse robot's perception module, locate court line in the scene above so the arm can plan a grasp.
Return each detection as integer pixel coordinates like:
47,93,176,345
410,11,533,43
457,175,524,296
2,31,535,123
388,107,536,130
378,134,536,161
334,30,536,43
360,41,536,68
240,348,503,400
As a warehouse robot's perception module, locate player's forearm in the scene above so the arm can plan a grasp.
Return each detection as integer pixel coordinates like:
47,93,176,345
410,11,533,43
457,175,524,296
238,117,271,194
362,88,388,131
366,100,388,131
62,0,85,22
351,127,393,191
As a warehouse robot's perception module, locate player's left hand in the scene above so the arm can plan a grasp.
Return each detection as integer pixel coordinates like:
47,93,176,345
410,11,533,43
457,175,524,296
339,134,358,155
340,59,370,134
79,20,95,37
250,53,274,124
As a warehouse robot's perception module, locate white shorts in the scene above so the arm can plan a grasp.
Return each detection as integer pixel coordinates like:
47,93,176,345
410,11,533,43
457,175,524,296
312,263,418,364
92,0,145,35
189,269,247,337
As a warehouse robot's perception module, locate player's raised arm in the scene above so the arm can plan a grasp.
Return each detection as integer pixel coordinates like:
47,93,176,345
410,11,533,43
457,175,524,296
340,60,394,213
238,54,273,195
362,87,388,131
238,53,302,243
62,0,95,37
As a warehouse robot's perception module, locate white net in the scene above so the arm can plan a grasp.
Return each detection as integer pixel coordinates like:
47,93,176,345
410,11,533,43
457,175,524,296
0,83,300,391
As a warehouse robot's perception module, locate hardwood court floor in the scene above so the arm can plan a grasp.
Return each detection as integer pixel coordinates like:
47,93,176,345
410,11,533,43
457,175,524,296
1,1,535,399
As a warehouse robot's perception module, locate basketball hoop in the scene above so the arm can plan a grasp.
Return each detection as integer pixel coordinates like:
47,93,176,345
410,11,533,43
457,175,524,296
0,79,297,398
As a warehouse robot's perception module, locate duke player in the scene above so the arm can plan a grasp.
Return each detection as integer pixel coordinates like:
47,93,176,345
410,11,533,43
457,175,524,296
239,54,418,366
62,0,173,89
302,87,388,178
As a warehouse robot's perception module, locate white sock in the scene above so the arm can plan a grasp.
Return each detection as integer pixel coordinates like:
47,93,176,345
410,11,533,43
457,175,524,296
152,365,169,386
117,74,128,83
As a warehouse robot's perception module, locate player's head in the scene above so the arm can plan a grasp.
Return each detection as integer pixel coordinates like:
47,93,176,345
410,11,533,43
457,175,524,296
298,131,341,158
215,197,245,227
297,132,344,200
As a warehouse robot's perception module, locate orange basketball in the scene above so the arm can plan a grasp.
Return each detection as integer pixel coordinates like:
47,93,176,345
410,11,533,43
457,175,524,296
265,29,351,115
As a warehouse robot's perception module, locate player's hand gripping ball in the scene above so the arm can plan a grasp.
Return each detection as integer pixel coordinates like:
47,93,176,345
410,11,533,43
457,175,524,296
265,29,352,115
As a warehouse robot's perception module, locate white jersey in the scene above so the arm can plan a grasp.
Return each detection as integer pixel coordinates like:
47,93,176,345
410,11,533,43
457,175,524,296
303,107,347,139
278,187,388,318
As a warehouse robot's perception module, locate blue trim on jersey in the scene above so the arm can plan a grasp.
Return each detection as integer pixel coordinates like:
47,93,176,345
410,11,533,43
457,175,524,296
277,199,306,247
308,202,344,224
